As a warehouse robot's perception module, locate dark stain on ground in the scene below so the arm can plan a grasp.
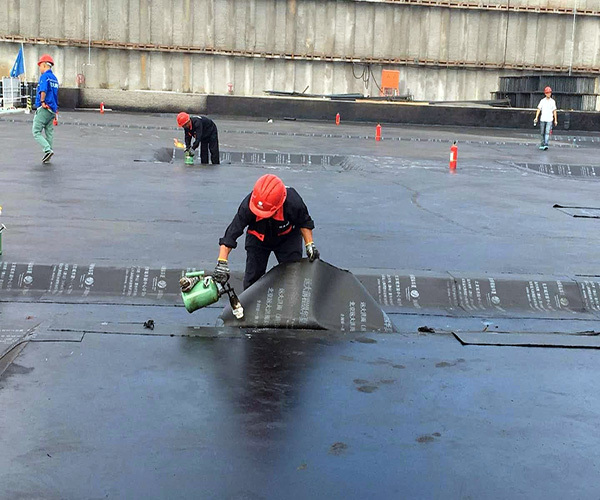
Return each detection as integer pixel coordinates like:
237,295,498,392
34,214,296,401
355,337,377,344
436,359,466,368
379,379,396,385
393,364,406,369
368,358,393,365
340,355,355,361
416,435,435,443
417,432,442,443
353,378,370,385
3,363,34,377
357,385,379,393
329,442,348,455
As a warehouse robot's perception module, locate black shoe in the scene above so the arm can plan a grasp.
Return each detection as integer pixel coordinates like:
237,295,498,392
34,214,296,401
42,150,54,163
543,146,549,150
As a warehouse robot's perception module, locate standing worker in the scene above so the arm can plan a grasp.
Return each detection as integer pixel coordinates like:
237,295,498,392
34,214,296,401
212,174,319,290
533,86,558,151
33,54,59,163
176,112,220,164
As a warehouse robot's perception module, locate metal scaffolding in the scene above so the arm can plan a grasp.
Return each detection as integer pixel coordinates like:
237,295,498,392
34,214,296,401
2,35,599,75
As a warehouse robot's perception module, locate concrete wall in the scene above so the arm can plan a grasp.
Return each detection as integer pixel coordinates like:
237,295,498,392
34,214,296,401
1,0,598,105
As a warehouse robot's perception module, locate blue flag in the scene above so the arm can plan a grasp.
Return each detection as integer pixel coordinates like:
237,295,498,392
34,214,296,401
10,46,25,78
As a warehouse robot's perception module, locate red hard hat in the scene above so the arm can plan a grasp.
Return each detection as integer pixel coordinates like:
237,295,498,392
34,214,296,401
37,54,54,66
544,86,552,93
177,112,190,127
249,174,287,218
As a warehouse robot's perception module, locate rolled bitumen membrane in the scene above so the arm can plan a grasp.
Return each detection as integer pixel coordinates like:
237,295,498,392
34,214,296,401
219,259,396,332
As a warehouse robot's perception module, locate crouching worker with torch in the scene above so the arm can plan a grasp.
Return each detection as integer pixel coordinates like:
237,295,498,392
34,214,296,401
180,174,319,317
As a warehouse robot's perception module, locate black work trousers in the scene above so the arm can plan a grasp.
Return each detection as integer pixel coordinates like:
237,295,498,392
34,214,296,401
200,131,220,164
243,232,302,289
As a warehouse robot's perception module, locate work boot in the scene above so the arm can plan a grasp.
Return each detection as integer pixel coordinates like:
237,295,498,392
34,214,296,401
42,150,54,163
179,276,200,293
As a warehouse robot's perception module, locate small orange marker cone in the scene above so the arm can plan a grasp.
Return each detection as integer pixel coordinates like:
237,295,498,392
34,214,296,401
335,113,340,126
375,123,382,141
100,102,105,114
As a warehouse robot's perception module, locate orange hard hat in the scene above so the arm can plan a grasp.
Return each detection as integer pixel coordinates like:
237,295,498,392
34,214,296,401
177,112,190,127
544,86,552,93
37,54,54,66
249,174,287,218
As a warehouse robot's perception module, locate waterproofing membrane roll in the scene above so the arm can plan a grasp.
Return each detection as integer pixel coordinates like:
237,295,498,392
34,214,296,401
220,259,396,332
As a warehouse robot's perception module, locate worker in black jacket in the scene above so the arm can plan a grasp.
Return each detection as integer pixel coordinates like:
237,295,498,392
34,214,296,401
213,174,319,290
176,112,220,164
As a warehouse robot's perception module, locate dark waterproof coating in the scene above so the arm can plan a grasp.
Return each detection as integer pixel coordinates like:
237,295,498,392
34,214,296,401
220,259,396,332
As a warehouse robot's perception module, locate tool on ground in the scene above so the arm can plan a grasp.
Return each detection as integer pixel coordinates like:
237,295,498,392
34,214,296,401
180,270,244,319
143,319,155,330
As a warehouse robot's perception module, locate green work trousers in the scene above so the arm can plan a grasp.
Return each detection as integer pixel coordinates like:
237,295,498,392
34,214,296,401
32,107,55,153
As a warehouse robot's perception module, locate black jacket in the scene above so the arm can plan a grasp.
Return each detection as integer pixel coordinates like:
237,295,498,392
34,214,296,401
184,116,217,150
219,187,315,248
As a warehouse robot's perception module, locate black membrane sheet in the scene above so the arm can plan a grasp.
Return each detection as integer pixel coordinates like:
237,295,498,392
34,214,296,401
220,259,396,332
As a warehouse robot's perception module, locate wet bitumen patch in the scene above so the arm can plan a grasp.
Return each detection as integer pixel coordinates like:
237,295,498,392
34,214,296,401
148,148,347,167
512,162,600,178
1,363,34,377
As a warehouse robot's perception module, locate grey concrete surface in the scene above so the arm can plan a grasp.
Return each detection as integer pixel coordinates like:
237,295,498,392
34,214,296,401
1,111,600,498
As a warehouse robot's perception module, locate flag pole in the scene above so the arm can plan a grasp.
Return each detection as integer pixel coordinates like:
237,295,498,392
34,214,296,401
21,43,26,82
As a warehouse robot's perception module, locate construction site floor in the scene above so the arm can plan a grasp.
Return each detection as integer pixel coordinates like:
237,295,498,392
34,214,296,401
1,111,600,499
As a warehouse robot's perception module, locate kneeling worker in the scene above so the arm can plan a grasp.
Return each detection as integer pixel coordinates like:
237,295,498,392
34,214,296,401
213,174,319,290
176,112,220,164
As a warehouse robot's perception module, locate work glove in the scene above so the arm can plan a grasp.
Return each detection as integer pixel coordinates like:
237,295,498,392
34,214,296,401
305,242,320,262
213,260,230,284
180,276,200,293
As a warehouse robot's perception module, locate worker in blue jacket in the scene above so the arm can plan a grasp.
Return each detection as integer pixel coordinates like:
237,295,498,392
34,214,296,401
33,54,59,164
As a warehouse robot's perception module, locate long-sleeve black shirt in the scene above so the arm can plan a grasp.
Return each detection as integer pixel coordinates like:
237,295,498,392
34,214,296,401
184,116,217,150
219,187,315,248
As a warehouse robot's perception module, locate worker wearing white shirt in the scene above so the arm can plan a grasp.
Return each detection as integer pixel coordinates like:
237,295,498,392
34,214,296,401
534,86,558,150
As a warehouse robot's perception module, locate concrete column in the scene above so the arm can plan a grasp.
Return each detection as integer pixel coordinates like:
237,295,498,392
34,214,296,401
284,0,297,54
